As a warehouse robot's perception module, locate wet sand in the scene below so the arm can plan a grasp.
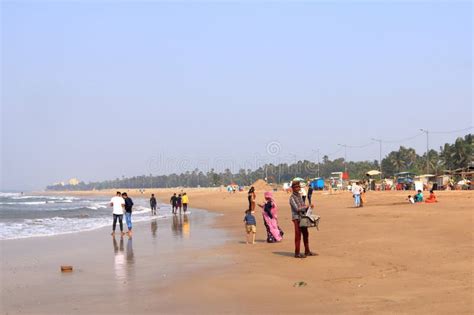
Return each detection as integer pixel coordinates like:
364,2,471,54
2,189,473,314
1,208,229,314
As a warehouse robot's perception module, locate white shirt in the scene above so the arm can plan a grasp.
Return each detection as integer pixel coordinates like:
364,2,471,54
352,185,362,195
299,188,307,197
110,196,125,215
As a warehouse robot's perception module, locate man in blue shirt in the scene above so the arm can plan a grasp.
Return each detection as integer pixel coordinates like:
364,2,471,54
122,193,134,236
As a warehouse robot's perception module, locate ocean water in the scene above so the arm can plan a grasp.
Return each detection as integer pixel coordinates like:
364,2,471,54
0,192,174,240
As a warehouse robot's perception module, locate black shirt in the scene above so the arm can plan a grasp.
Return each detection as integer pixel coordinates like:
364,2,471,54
150,197,157,206
170,196,177,205
124,198,134,213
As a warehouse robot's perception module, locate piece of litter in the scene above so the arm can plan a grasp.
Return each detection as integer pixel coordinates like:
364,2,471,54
293,281,307,287
61,265,73,272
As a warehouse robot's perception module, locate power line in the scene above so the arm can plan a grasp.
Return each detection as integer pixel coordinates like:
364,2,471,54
324,147,343,157
346,142,375,148
382,132,425,144
430,126,473,134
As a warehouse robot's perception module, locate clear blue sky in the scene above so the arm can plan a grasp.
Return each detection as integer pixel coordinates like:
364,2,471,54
1,1,472,190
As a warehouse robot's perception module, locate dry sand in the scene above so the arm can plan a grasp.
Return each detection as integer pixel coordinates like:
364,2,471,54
2,188,473,314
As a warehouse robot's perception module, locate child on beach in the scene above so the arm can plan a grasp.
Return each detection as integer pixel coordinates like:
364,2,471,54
407,195,415,204
414,190,424,203
243,210,257,244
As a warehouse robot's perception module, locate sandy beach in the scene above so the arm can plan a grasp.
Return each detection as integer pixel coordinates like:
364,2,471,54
1,189,473,314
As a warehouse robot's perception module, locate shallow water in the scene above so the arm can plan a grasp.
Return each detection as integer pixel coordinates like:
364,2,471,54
0,192,175,240
1,207,229,313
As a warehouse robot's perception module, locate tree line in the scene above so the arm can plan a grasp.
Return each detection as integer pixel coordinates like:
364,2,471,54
47,134,472,191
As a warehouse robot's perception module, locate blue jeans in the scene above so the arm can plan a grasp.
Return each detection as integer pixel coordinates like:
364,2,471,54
125,212,132,230
354,194,361,207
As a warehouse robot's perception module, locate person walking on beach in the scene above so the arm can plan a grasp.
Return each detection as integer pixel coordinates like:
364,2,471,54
307,185,314,205
289,181,315,258
110,191,125,236
352,182,362,208
299,186,308,204
258,191,283,243
177,194,183,213
248,187,256,211
122,193,134,236
182,193,189,212
150,194,157,215
170,193,178,214
243,209,257,244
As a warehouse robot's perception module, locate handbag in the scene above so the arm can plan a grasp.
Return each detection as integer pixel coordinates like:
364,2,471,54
299,214,320,230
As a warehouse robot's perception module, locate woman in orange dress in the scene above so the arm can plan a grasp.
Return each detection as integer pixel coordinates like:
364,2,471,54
425,190,438,203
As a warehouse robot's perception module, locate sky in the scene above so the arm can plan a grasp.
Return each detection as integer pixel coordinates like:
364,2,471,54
1,1,472,191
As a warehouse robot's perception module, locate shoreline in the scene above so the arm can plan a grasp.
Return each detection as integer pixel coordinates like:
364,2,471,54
4,189,473,314
1,204,231,314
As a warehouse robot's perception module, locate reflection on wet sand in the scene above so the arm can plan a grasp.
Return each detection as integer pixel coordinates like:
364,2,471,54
126,238,134,265
113,236,134,284
113,237,126,282
183,214,190,239
172,214,190,239
151,219,158,238
172,215,182,237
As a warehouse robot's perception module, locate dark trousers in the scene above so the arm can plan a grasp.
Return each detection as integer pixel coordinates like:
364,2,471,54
183,203,188,212
151,205,156,214
113,214,123,232
302,196,307,204
293,219,310,255
308,195,312,205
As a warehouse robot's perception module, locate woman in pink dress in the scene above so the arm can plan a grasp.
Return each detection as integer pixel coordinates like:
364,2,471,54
258,191,283,243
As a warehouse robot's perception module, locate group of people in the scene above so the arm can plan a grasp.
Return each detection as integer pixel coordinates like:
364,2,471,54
244,189,283,244
110,192,192,237
351,182,366,207
110,191,134,237
170,193,189,214
244,181,317,259
408,189,438,204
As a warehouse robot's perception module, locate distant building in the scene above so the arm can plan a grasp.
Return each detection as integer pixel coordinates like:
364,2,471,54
68,178,80,186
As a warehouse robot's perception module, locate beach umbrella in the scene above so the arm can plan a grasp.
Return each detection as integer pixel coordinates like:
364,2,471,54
366,170,381,176
292,177,305,182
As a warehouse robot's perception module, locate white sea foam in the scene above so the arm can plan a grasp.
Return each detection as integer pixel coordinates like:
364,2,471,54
0,202,174,240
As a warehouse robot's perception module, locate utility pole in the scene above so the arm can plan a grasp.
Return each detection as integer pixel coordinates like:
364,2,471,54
337,144,348,173
371,138,383,180
292,154,297,177
420,129,429,174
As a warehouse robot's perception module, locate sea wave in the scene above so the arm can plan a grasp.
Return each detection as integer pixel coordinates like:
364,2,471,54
0,203,174,240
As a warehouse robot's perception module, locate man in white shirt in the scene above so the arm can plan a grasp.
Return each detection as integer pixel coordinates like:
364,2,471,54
351,182,362,208
110,191,125,236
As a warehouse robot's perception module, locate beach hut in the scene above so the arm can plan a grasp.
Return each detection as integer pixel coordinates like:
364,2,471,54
436,175,451,190
365,170,382,190
415,174,436,190
330,172,344,190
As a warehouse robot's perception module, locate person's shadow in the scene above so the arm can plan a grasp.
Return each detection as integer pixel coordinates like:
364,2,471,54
272,251,295,257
